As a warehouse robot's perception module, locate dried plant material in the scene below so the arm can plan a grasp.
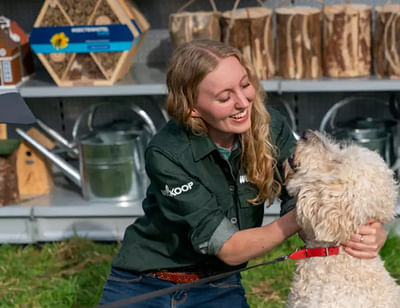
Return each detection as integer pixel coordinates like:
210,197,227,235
92,0,120,24
65,54,105,80
40,3,71,26
92,52,122,77
59,0,99,25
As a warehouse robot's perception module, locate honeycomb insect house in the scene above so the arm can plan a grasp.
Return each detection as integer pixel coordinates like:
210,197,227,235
29,0,149,87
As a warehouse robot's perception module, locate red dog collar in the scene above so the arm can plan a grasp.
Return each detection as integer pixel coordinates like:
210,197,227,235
289,246,341,260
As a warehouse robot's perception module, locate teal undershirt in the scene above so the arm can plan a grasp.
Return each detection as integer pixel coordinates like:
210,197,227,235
216,145,232,160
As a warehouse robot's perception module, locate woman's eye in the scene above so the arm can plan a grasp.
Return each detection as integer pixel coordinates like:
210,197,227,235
242,82,250,88
218,96,230,103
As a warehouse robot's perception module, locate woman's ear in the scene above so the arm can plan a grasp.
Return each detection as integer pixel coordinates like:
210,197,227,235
191,109,201,117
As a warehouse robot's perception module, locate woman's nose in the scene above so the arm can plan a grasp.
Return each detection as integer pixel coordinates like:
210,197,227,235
234,91,250,108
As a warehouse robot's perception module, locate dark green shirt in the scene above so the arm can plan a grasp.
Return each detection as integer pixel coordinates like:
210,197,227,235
112,108,296,272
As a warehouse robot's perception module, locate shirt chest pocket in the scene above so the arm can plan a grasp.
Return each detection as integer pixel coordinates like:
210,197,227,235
237,182,264,229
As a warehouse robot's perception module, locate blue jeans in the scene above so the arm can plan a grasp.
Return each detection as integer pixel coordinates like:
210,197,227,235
99,267,249,308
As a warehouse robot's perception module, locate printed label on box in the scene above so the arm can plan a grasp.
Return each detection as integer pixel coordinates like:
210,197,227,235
29,24,135,54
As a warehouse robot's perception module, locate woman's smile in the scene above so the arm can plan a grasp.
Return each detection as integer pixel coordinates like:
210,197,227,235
230,109,249,121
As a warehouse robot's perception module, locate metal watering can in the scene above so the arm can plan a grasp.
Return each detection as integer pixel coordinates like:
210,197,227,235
17,103,156,204
319,96,398,167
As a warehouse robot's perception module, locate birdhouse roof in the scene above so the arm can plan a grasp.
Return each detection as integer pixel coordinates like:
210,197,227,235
0,29,19,53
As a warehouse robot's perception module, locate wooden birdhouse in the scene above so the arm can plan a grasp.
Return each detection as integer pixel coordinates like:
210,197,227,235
0,16,34,85
0,29,23,87
16,128,55,199
29,0,149,87
9,19,35,78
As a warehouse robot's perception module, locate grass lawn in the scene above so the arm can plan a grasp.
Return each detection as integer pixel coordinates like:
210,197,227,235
0,233,399,308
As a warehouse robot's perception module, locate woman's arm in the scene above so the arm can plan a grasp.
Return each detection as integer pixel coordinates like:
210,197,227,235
216,209,300,265
342,220,387,259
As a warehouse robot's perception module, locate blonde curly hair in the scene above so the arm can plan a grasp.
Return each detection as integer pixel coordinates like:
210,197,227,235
166,39,280,205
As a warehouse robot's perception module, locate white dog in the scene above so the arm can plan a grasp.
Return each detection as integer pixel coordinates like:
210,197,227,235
284,130,400,308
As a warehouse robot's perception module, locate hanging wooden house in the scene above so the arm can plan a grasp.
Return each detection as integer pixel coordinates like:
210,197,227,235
221,6,275,80
373,4,400,79
0,16,34,84
322,4,372,78
9,20,35,78
169,0,221,49
0,29,23,86
275,6,322,79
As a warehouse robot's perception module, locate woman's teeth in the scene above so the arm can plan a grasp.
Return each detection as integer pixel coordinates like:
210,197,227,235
231,110,247,119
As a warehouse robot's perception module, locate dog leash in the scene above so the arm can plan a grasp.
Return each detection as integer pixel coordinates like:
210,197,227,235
95,246,340,308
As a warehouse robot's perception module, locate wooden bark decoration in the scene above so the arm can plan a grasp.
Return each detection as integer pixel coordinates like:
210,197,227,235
169,11,221,49
0,151,18,206
373,4,400,79
220,7,275,80
275,6,322,79
323,4,372,78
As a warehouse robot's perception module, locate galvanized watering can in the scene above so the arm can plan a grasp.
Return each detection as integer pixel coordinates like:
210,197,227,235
17,103,156,204
319,96,398,167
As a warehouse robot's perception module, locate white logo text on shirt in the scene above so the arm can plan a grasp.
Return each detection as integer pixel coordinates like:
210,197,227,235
161,181,194,197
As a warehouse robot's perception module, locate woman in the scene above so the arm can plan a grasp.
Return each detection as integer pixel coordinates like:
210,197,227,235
99,39,386,307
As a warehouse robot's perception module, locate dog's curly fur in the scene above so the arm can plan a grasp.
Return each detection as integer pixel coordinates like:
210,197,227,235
284,130,400,308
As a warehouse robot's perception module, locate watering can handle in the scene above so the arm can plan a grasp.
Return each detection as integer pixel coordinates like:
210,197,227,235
319,96,388,132
72,103,157,141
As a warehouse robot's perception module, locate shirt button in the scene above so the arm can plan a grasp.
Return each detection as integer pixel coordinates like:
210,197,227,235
229,185,235,192
230,217,237,224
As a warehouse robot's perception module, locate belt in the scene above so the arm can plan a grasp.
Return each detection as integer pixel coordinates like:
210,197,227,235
144,265,219,284
149,271,202,283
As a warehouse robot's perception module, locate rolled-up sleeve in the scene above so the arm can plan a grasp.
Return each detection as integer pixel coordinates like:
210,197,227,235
145,148,237,255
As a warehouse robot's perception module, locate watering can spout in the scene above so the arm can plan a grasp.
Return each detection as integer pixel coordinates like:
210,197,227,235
16,128,82,187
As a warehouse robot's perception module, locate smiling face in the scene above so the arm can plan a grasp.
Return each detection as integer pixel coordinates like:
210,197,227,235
191,56,256,149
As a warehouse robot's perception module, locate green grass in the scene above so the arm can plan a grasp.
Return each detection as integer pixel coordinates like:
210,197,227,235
0,233,399,308
0,238,120,307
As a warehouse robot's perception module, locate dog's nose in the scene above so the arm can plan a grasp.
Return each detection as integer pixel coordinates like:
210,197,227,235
301,131,308,141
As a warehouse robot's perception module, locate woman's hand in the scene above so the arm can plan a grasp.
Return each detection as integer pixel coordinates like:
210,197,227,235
342,220,387,259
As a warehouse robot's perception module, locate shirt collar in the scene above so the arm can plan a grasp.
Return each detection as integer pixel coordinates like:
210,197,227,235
189,132,241,162
189,133,217,162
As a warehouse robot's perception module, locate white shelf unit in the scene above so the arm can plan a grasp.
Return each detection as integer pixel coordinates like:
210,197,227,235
1,68,400,98
0,2,399,243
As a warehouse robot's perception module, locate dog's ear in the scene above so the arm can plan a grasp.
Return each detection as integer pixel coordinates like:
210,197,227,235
296,181,359,244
